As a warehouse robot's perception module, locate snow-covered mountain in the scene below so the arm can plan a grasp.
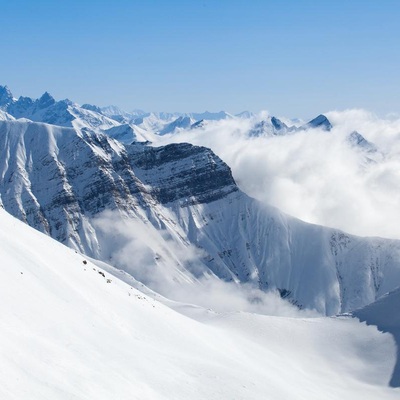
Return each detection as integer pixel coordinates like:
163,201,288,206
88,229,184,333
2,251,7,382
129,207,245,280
0,85,14,107
100,105,149,124
0,86,120,132
1,86,341,143
249,117,296,136
1,206,398,399
1,118,400,315
131,111,231,135
190,110,233,120
159,116,196,135
248,114,332,137
347,131,378,153
104,123,156,144
302,114,332,131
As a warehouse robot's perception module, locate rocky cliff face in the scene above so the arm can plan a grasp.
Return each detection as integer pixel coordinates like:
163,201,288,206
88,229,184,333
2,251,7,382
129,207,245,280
128,143,238,205
0,119,236,253
1,118,400,315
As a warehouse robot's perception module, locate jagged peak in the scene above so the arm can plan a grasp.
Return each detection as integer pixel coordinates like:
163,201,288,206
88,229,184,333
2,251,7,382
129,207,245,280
0,85,12,95
60,98,74,106
191,119,206,129
38,91,56,108
235,111,254,118
16,95,34,103
190,110,232,121
304,114,332,131
81,103,102,113
0,85,14,106
271,116,288,131
347,131,377,152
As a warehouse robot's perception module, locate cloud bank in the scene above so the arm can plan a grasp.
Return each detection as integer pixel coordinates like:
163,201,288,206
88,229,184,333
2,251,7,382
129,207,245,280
156,110,400,240
93,211,317,318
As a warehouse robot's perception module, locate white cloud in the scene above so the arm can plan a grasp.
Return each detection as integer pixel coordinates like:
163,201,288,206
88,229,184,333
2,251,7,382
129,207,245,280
155,110,400,240
93,210,317,318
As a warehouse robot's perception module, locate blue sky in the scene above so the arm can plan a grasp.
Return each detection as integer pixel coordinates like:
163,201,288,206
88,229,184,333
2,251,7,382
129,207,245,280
1,0,399,117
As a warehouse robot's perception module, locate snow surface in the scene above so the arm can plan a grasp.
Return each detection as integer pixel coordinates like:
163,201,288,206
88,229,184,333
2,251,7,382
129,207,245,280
0,207,399,399
0,110,15,121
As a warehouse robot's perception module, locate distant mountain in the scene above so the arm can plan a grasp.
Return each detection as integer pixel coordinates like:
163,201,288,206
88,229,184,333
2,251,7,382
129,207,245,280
347,131,377,153
249,116,296,137
249,114,333,137
100,105,149,123
190,119,207,129
0,86,252,139
0,85,14,108
190,111,233,121
235,111,254,119
81,103,102,113
104,123,155,144
159,116,196,135
301,114,332,131
0,86,120,131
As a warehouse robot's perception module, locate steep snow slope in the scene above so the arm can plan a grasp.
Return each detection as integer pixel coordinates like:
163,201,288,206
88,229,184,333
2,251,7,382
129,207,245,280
104,123,156,144
165,193,400,315
159,116,196,135
100,105,149,123
0,207,399,399
0,110,15,121
1,119,400,315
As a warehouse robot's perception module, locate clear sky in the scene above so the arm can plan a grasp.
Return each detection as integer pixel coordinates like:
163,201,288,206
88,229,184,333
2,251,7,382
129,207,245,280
1,0,400,117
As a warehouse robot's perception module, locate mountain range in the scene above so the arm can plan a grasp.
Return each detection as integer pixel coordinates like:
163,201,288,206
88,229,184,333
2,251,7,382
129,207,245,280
0,98,398,315
0,85,336,141
1,84,399,397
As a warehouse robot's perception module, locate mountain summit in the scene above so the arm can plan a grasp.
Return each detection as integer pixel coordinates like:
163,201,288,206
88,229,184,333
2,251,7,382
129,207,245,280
0,85,14,108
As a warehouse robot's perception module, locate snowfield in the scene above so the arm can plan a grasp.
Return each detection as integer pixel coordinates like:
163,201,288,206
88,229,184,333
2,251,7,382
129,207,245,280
0,208,399,400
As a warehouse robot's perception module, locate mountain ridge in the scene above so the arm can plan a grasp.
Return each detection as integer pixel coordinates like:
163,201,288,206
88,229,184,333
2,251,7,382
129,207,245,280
0,117,399,315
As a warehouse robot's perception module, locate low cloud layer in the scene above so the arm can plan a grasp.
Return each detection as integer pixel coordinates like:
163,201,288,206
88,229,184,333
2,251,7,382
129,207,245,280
93,211,317,318
156,110,400,240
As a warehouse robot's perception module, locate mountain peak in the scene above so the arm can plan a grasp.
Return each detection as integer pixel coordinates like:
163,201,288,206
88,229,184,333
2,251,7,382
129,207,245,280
0,85,14,107
347,131,377,153
38,91,56,108
82,103,102,113
305,114,332,131
235,111,254,119
271,116,289,131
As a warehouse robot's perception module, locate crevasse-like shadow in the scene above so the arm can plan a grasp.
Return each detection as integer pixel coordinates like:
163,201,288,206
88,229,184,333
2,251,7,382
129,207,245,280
353,289,400,388
387,329,400,387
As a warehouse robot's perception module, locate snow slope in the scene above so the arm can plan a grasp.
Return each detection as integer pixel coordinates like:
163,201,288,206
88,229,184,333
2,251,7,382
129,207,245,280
0,110,15,121
0,207,399,399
